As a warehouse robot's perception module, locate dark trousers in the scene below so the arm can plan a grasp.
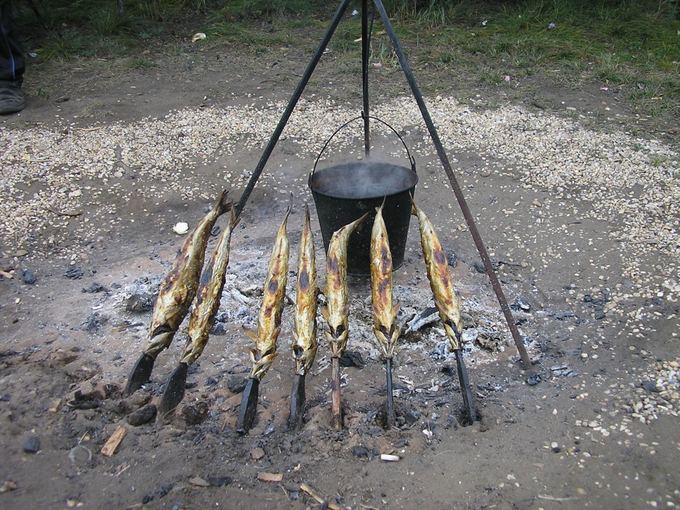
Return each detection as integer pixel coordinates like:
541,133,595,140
0,0,24,83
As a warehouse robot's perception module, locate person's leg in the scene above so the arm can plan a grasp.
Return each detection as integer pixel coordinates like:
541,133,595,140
0,0,25,114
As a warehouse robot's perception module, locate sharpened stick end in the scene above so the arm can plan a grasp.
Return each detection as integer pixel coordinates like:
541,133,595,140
331,357,343,430
454,350,478,425
157,363,189,419
385,358,396,429
124,352,156,396
236,378,260,435
287,374,306,431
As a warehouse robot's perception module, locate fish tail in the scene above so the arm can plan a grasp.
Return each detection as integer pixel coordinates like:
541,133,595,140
409,194,418,216
228,206,240,229
213,189,231,215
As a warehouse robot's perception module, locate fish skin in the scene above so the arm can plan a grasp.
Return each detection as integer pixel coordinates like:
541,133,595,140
323,213,369,358
370,204,400,358
247,207,291,380
145,190,231,358
181,208,238,365
292,206,318,376
411,199,463,350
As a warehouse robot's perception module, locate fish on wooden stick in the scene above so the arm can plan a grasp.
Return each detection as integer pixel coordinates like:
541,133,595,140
370,202,401,428
321,212,369,430
124,190,231,396
411,198,478,424
157,208,239,418
288,206,319,430
237,206,291,434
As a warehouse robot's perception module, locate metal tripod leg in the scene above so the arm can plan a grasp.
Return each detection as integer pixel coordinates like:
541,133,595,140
372,0,533,376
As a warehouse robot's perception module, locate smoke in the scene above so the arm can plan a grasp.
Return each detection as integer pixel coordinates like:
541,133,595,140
311,160,417,200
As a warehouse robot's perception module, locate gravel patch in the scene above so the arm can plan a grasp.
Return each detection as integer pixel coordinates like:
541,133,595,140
1,96,678,312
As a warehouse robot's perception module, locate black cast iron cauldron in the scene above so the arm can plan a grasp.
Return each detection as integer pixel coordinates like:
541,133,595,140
308,116,418,275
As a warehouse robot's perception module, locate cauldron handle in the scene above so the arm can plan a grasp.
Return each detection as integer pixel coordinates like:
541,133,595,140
311,115,416,177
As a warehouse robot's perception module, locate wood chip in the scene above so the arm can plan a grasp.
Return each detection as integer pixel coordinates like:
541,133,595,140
0,270,13,279
48,398,62,413
0,480,17,493
380,454,400,462
257,472,283,483
189,476,210,487
250,447,265,460
100,425,127,457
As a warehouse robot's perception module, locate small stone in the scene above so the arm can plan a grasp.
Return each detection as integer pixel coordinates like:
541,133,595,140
550,442,561,453
125,292,153,313
339,350,365,368
207,476,232,487
182,401,209,425
0,480,17,493
82,283,107,293
641,381,661,393
127,404,157,426
189,476,210,487
226,376,247,394
351,446,370,458
173,222,189,235
526,373,542,386
64,266,84,279
511,297,531,312
22,436,40,454
250,447,265,460
211,323,226,335
21,269,36,284
127,391,152,408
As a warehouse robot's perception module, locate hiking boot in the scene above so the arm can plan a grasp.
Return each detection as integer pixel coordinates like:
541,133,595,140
0,81,26,115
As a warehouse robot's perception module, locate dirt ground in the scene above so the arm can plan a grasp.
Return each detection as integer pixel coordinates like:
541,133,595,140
1,32,679,510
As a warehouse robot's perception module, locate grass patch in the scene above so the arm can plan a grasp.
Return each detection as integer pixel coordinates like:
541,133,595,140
378,0,680,114
12,0,680,116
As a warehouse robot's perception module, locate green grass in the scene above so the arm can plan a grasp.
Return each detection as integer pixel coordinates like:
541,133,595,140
14,0,680,116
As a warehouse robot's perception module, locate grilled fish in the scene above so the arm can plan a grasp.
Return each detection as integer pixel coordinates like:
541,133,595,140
322,213,369,358
180,207,238,365
145,190,231,358
245,207,291,380
370,204,400,358
292,205,318,376
411,199,463,350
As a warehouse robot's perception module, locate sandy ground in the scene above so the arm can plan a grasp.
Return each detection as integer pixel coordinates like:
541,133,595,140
1,35,679,510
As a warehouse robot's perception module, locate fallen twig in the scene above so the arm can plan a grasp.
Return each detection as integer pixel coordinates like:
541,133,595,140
537,494,578,502
300,483,342,510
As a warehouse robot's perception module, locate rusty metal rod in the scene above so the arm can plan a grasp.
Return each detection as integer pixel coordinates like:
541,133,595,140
234,0,352,217
361,0,370,156
372,0,533,374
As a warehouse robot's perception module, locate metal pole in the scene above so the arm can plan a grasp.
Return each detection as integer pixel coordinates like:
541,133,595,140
372,0,533,373
234,0,352,217
361,0,370,156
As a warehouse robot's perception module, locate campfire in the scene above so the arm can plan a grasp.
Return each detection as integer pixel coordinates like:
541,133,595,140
120,0,532,436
